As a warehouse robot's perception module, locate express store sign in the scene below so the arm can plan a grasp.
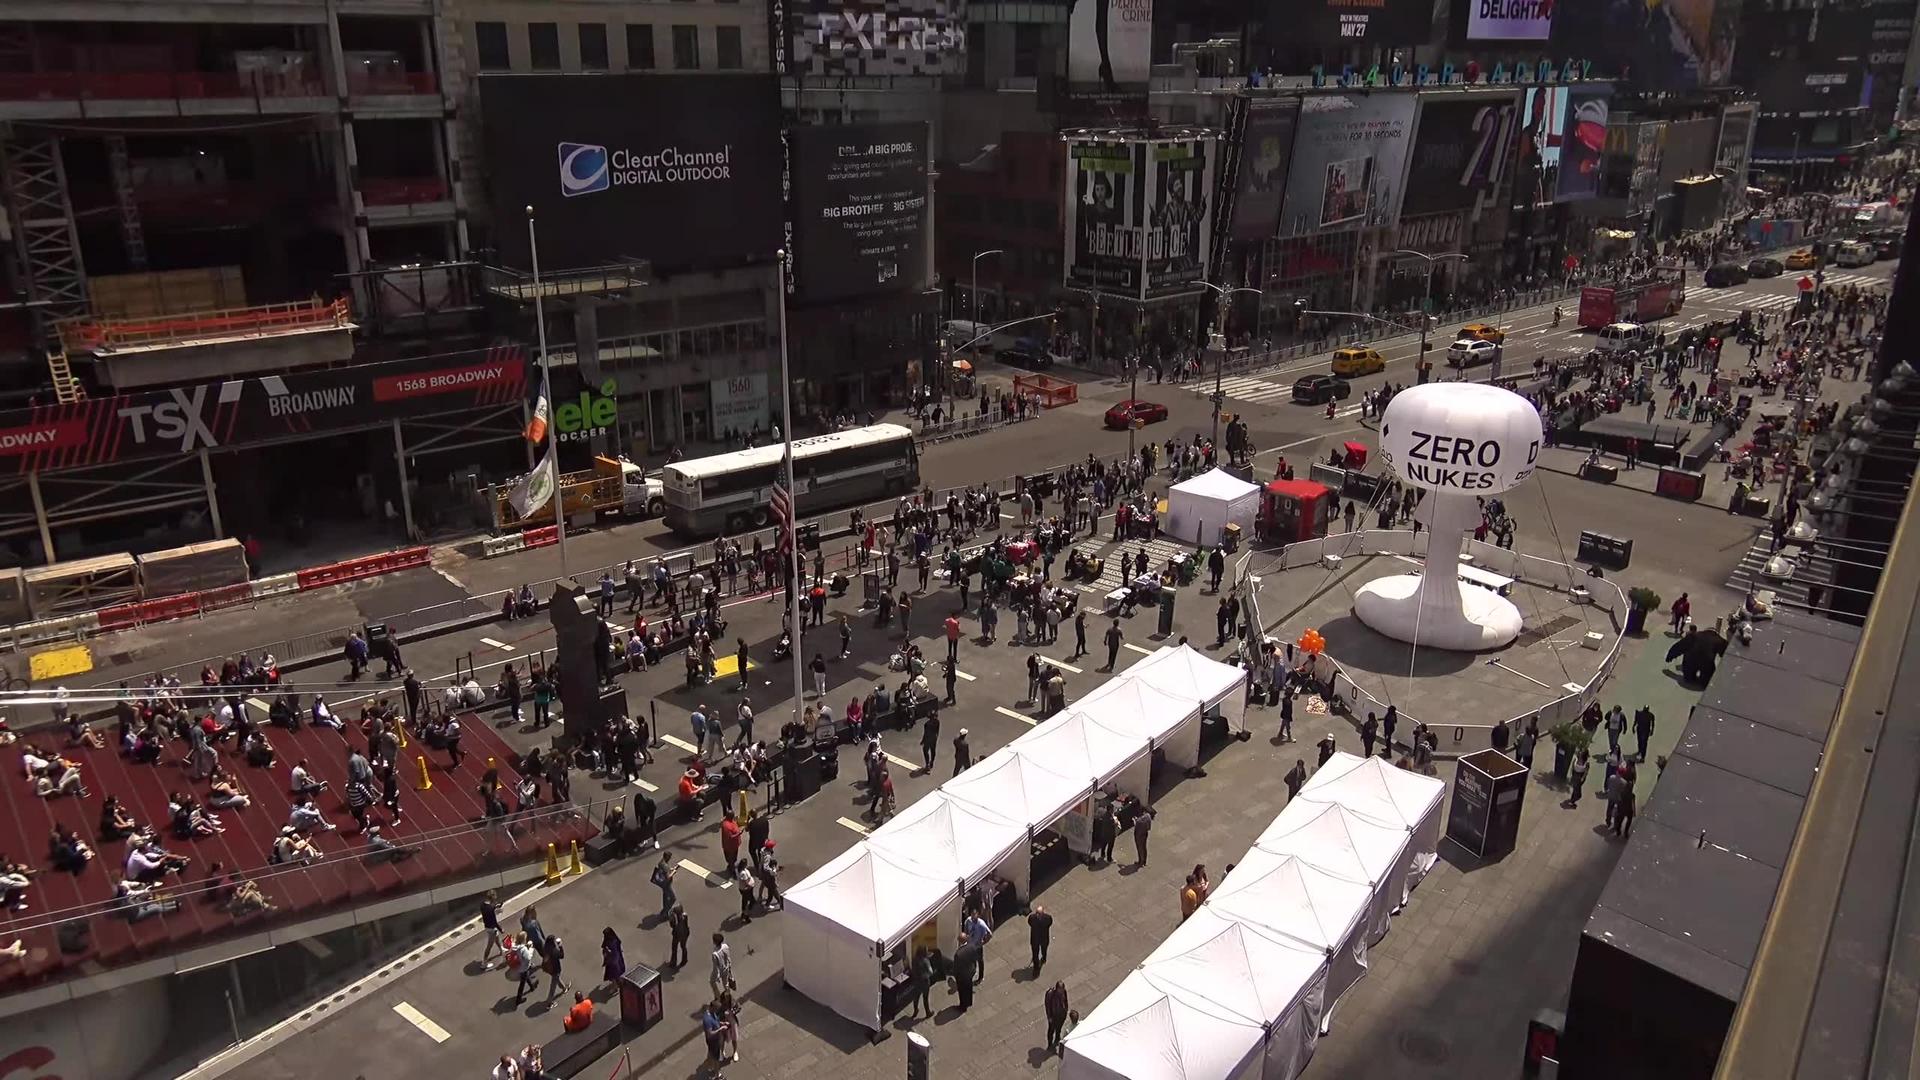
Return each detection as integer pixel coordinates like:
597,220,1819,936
0,345,529,474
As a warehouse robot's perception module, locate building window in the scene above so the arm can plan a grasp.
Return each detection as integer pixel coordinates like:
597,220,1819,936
528,22,561,70
626,24,656,69
475,22,511,71
1013,24,1043,78
672,25,700,70
579,23,609,70
716,26,743,70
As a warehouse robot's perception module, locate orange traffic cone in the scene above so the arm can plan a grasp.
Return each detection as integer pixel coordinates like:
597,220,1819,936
569,840,584,876
415,754,433,791
543,843,561,886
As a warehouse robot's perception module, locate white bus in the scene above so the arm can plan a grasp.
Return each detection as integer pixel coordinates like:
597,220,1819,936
662,423,921,536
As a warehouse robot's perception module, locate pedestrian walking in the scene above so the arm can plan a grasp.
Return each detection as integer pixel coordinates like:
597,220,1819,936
910,948,935,1018
921,712,940,771
1028,905,1053,973
1284,759,1307,800
952,728,972,776
945,615,961,663
943,658,958,706
710,932,735,1000
512,935,541,1005
1566,748,1590,808
542,935,569,1000
1132,806,1154,867
1072,609,1088,660
1632,705,1655,761
652,852,679,919
811,653,828,699
601,927,626,985
668,905,691,968
479,890,504,969
1104,618,1124,672
952,934,980,1013
1360,712,1378,758
1605,705,1627,754
1515,717,1539,768
1045,980,1070,1054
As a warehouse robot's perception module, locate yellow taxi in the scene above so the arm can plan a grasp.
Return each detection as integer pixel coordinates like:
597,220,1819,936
1783,248,1818,270
1330,346,1386,377
1456,322,1507,344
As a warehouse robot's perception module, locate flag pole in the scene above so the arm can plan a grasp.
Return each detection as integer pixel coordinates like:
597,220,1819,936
528,206,570,580
777,249,805,722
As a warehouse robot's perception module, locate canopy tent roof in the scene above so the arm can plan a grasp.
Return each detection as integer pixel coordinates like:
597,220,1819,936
1205,848,1374,954
866,791,1027,886
1126,644,1250,718
781,841,957,947
1059,971,1269,1080
1171,467,1263,503
1077,674,1205,744
1255,799,1411,890
1297,752,1446,834
1010,706,1152,787
944,745,1089,832
1139,909,1330,1027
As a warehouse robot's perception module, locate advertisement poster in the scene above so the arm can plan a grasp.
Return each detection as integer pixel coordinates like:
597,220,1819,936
1229,98,1301,242
1144,139,1216,296
1468,0,1554,40
1517,87,1568,207
1551,0,1736,91
1402,93,1519,216
1066,0,1154,114
791,0,967,76
1274,0,1434,44
480,74,782,272
1715,103,1756,214
1279,93,1417,237
1554,86,1609,203
790,122,928,303
1063,140,1145,296
710,374,771,437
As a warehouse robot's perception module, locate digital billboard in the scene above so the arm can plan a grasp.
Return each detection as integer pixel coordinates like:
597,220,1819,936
1555,86,1609,202
1715,103,1756,213
1065,0,1154,114
1401,93,1519,216
1516,86,1568,207
1468,0,1553,40
1551,0,1736,91
1063,141,1145,297
480,74,783,273
1278,93,1418,237
1229,98,1301,242
791,0,967,76
1143,138,1216,297
789,122,929,304
1274,0,1435,45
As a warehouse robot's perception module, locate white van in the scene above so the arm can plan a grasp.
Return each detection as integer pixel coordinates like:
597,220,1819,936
941,320,995,351
1853,202,1896,229
1833,240,1876,267
1596,322,1652,354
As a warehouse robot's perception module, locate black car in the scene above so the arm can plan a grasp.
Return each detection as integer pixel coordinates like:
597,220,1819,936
999,348,1053,371
1704,262,1749,287
1869,229,1905,260
1746,256,1784,278
1292,374,1353,405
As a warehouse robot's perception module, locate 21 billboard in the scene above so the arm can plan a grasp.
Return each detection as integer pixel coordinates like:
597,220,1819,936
1065,0,1154,114
1554,86,1609,203
789,122,929,304
480,74,783,272
1401,93,1518,216
1278,93,1418,237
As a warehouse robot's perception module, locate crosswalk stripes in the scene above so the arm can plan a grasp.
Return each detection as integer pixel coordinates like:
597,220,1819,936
1183,375,1371,418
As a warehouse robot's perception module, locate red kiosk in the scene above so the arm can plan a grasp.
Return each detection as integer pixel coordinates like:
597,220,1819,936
1260,479,1335,545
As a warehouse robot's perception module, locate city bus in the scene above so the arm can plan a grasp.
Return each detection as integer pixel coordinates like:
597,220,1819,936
662,423,920,536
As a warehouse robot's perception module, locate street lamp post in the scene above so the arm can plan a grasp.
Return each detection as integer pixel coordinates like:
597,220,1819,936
1197,282,1263,455
1065,284,1127,459
971,249,1004,351
1388,249,1469,385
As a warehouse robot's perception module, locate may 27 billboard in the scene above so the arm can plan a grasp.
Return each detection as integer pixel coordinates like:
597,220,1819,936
792,0,966,77
1275,0,1433,45
1279,93,1418,236
1401,93,1518,216
480,74,783,272
790,122,929,304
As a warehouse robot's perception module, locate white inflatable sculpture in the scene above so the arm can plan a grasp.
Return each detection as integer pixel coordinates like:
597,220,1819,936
1355,383,1543,651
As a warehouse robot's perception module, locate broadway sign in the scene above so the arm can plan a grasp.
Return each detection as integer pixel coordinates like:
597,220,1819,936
0,344,529,474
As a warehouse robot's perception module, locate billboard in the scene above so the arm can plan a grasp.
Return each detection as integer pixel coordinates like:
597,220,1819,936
1467,0,1553,41
1658,117,1717,184
1279,93,1418,237
791,0,966,77
1066,0,1154,114
0,346,529,474
1555,86,1609,202
789,122,929,303
1516,86,1568,207
1402,93,1519,216
480,74,783,272
1229,98,1301,242
1551,0,1736,90
1144,139,1217,297
1275,0,1434,45
1064,141,1145,296
1715,103,1756,212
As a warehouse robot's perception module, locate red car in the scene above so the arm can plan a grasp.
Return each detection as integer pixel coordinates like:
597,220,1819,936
1105,399,1169,429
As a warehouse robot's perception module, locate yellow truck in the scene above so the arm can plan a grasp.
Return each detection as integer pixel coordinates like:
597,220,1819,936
492,455,663,530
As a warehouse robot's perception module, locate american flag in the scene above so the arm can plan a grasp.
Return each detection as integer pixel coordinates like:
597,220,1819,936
770,479,793,537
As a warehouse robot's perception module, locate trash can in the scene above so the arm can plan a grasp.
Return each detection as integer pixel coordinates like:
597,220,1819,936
783,746,822,803
618,963,665,1033
1157,591,1176,637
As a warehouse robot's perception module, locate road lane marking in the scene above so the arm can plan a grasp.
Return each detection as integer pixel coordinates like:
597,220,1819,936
1038,656,1083,674
392,1002,451,1044
836,816,871,835
479,637,515,652
630,778,659,793
995,705,1038,726
952,668,977,681
883,751,919,773
660,733,700,754
678,858,733,888
1124,642,1154,655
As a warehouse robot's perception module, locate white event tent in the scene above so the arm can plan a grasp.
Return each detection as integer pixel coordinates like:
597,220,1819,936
1297,752,1447,888
1075,673,1207,768
866,790,1031,898
1165,467,1262,547
1205,848,1374,1030
944,745,1088,829
1058,974,1273,1080
1010,706,1153,806
1126,643,1251,732
1255,799,1413,944
781,843,960,1029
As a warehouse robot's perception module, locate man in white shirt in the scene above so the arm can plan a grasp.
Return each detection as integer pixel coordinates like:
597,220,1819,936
290,759,328,795
310,696,342,730
287,796,336,832
710,932,733,999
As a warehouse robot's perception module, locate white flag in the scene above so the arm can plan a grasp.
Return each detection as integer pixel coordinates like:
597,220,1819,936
507,445,559,519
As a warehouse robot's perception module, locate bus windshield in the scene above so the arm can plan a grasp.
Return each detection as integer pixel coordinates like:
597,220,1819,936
662,423,920,536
